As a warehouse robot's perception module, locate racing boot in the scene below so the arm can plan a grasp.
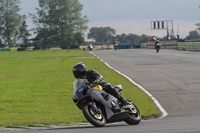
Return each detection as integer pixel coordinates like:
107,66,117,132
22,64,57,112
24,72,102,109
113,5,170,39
110,86,129,106
118,96,129,106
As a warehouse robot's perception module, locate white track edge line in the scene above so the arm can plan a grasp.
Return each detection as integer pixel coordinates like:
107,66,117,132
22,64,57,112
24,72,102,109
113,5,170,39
91,52,168,119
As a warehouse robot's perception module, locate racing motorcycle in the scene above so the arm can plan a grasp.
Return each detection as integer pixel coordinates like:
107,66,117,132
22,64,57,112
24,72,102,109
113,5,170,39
155,44,160,53
155,40,160,53
73,79,141,127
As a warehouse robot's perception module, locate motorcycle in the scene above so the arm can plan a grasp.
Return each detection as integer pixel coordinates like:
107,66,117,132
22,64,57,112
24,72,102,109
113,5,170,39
155,41,160,53
73,79,141,127
156,45,160,53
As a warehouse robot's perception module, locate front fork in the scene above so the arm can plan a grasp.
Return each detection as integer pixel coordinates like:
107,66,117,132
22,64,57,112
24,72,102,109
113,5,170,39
88,102,102,114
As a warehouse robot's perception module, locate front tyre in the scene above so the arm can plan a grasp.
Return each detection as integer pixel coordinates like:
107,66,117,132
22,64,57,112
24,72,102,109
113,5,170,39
82,104,106,127
156,48,160,53
124,103,141,125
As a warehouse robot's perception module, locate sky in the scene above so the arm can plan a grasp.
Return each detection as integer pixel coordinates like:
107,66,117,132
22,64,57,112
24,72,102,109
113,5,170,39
19,0,200,38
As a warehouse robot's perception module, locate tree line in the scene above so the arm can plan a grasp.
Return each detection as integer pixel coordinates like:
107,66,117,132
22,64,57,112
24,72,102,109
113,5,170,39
0,0,200,49
87,26,150,46
88,26,200,46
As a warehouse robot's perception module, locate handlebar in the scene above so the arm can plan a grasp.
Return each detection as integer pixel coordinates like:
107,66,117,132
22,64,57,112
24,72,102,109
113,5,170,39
89,83,98,88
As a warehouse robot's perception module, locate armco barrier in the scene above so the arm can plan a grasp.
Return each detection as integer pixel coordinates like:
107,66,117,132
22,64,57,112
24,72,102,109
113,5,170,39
177,42,200,51
0,48,10,51
147,40,177,49
118,43,136,49
144,41,200,51
140,43,147,48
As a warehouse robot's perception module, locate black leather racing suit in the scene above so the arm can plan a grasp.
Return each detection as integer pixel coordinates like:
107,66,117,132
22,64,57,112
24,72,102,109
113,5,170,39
85,69,127,103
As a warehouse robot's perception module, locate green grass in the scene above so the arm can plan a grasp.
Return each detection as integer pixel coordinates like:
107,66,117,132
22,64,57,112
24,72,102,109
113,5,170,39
0,50,159,127
0,49,92,58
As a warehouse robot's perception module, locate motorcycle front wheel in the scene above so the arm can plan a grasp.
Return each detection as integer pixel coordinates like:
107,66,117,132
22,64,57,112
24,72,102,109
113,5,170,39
82,104,106,127
124,103,141,125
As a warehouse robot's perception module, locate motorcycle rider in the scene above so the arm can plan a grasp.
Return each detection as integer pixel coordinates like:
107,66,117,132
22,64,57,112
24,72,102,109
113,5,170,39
113,41,118,51
152,37,160,53
155,40,160,47
155,40,160,52
73,62,129,105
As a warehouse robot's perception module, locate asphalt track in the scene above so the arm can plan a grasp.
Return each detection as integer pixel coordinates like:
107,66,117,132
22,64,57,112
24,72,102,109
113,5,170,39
5,49,200,133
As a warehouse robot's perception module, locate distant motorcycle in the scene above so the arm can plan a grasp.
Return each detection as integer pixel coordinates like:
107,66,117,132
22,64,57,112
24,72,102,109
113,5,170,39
88,44,93,51
73,79,141,127
155,40,160,53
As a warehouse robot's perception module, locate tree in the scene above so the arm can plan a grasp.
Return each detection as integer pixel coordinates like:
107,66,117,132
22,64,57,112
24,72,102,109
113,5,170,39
139,34,150,44
0,39,4,47
88,27,116,42
0,0,24,47
18,20,31,49
74,32,84,46
116,33,149,45
116,33,127,43
185,30,200,40
31,0,88,49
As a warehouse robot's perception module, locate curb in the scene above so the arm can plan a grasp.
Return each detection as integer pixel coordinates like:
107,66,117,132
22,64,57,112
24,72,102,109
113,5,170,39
0,122,92,132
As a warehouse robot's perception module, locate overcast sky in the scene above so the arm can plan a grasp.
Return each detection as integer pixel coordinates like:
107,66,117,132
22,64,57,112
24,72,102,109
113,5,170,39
20,0,200,38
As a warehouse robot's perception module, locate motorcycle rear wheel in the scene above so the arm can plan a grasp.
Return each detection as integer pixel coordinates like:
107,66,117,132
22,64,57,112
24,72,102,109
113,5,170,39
82,104,106,127
124,103,141,125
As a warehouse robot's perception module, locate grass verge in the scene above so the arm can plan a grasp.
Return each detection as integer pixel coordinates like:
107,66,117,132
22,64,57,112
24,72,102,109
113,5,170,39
0,50,159,127
0,49,92,58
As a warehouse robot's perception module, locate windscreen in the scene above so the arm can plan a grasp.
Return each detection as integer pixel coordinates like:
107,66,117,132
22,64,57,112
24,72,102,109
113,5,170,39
73,79,87,96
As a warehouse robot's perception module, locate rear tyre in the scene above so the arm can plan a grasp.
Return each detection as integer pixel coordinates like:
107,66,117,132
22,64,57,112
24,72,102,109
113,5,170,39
124,103,141,125
82,104,106,127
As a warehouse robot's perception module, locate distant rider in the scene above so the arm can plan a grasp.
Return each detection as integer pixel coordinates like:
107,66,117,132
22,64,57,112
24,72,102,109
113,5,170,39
72,62,129,105
113,41,118,51
155,40,160,53
155,40,160,48
152,37,160,53
88,44,93,51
